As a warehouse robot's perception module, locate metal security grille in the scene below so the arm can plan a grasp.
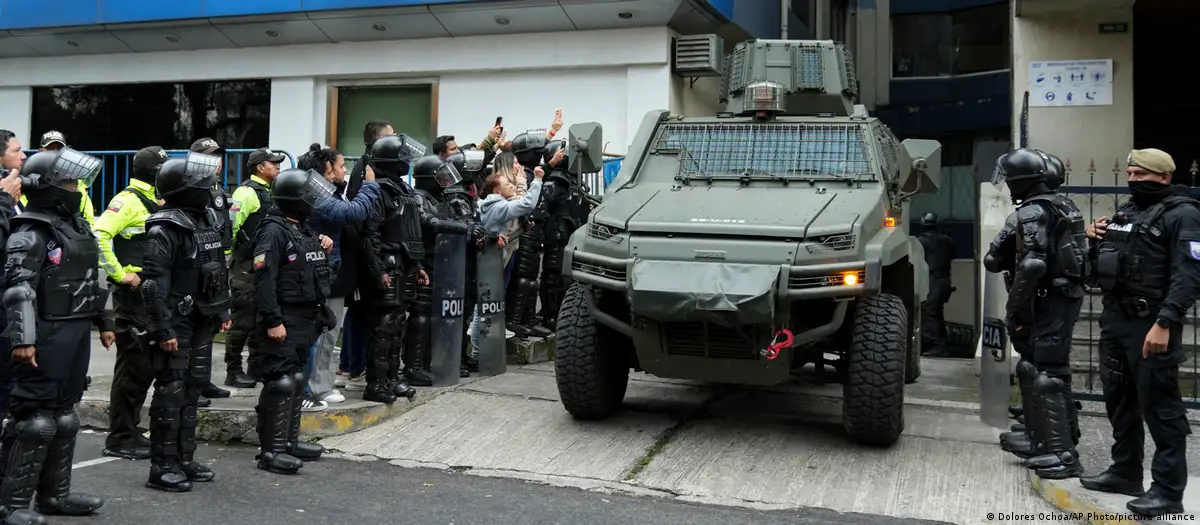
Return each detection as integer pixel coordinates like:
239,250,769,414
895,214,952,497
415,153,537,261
653,123,875,181
791,47,824,91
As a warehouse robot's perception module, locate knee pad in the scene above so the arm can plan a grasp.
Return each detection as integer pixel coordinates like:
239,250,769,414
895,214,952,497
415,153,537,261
14,413,56,445
290,371,307,386
153,380,187,405
263,376,296,397
1016,359,1037,382
541,249,563,271
52,410,79,439
1033,373,1065,396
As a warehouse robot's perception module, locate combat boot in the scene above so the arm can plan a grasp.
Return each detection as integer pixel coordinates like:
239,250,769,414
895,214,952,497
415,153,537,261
1024,374,1083,479
1127,489,1184,517
0,508,46,525
0,414,54,523
391,378,416,399
146,385,192,492
364,351,398,404
1080,470,1145,497
256,377,304,475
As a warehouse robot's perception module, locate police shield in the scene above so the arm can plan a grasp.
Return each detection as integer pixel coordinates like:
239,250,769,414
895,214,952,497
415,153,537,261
978,179,1016,429
430,231,468,386
475,242,507,376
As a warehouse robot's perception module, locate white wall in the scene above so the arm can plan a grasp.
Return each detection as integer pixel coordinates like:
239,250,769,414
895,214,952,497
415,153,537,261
852,0,890,109
0,87,32,149
1012,6,1134,220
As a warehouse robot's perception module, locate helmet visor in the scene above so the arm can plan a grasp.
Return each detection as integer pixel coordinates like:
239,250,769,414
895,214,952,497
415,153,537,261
397,135,427,162
460,149,486,173
185,152,222,185
301,170,338,208
990,157,1007,187
50,148,102,188
434,162,463,189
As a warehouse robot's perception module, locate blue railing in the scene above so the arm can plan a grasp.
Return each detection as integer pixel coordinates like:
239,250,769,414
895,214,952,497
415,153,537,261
23,148,297,216
25,149,624,213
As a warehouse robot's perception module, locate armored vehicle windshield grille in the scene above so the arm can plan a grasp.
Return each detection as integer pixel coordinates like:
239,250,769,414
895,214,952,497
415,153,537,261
654,123,874,181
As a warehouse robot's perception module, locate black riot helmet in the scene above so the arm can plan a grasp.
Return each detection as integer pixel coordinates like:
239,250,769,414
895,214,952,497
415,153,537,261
1037,150,1066,190
411,155,463,194
156,153,223,210
369,134,426,180
921,212,939,228
20,148,101,217
272,168,336,220
447,149,486,190
992,148,1050,202
512,129,549,169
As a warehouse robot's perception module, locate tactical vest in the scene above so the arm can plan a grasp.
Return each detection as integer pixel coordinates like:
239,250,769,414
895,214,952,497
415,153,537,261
16,213,106,321
1017,194,1089,294
146,208,232,318
378,179,425,263
111,188,160,268
1094,195,1197,300
261,215,331,306
544,171,589,245
233,180,271,261
444,188,478,223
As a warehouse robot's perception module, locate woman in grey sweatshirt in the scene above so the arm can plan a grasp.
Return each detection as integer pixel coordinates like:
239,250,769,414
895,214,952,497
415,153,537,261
471,159,544,350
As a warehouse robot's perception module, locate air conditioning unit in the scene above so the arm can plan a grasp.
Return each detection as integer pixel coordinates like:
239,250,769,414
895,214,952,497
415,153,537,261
672,34,724,78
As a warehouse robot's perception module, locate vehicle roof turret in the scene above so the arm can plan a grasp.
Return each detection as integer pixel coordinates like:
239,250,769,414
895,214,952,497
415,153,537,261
721,39,860,118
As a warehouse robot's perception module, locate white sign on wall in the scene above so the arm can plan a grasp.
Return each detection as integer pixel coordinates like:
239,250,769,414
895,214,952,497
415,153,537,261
1028,59,1113,107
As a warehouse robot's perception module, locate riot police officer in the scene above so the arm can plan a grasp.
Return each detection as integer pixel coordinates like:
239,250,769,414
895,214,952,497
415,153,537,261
985,148,1088,481
410,154,484,382
537,140,586,331
252,168,336,475
0,148,112,524
506,131,552,338
139,152,232,492
918,212,955,357
360,134,427,402
188,138,236,403
1080,148,1199,517
97,146,167,461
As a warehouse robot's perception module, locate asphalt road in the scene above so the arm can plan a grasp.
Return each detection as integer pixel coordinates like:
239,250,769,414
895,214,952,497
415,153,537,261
62,431,953,525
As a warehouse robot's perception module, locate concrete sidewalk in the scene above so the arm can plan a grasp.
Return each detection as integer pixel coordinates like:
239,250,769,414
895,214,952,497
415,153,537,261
322,358,1073,524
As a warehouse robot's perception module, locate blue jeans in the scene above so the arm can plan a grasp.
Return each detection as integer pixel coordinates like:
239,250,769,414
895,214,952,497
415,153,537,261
338,301,367,376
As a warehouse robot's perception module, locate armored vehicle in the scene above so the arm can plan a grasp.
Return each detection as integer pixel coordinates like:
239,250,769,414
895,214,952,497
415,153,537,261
554,39,941,447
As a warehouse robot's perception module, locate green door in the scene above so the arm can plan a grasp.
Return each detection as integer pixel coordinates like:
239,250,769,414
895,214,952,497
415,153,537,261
335,85,433,158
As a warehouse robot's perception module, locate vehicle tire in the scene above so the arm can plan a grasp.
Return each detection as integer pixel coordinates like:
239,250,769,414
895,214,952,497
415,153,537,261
555,282,629,420
842,292,907,446
905,301,921,384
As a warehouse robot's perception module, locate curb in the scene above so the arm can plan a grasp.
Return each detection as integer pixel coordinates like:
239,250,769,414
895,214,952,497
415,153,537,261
1028,471,1141,525
76,388,445,445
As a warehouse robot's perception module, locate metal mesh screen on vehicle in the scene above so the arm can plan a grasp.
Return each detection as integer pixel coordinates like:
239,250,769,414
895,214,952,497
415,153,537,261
653,123,874,181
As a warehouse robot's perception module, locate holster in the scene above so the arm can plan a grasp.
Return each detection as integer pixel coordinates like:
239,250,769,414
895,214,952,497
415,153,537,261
1101,354,1129,387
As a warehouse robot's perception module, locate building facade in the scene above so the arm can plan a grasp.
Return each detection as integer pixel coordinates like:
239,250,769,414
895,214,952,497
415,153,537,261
0,0,788,164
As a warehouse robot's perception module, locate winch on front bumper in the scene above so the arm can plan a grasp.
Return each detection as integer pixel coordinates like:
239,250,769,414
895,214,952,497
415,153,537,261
563,247,882,385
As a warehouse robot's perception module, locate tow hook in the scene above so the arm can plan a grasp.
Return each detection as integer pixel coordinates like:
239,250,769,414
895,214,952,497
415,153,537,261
760,329,795,360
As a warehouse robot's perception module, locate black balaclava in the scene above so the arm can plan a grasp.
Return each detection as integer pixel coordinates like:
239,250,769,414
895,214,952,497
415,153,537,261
27,187,81,217
276,201,312,222
132,166,157,185
1129,179,1171,208
173,187,214,211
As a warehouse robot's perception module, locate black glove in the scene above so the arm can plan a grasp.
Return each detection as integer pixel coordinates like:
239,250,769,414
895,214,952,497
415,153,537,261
470,224,487,242
1005,315,1030,342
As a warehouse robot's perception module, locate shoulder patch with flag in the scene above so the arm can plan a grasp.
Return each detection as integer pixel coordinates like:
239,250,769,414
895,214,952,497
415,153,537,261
230,200,242,212
48,247,62,265
106,199,123,213
253,253,266,270
1190,241,1200,261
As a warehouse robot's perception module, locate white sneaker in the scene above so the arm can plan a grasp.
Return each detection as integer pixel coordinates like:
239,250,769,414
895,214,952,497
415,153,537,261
505,329,516,339
320,390,346,404
301,395,328,412
345,375,367,392
334,376,348,388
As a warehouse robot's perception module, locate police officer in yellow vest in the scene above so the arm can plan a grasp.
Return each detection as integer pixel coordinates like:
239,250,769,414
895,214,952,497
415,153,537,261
226,147,285,388
23,131,95,226
94,146,168,461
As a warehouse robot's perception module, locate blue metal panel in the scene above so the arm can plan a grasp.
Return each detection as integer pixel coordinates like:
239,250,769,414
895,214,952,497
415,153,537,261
875,97,1009,137
0,0,487,30
731,0,780,39
1,0,99,29
704,0,735,20
206,0,302,18
99,0,203,24
889,71,1010,106
891,0,1006,15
